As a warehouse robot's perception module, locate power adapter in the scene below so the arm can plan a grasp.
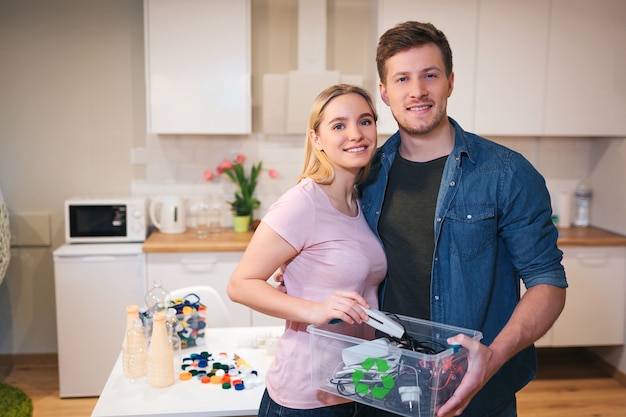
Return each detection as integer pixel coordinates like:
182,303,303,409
398,386,421,411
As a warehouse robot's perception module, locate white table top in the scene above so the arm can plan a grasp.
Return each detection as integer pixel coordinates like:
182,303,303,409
91,326,284,417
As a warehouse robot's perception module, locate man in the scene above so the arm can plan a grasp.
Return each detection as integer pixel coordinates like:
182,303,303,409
359,21,567,417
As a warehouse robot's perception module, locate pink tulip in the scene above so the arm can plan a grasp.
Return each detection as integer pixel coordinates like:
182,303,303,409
220,159,233,170
236,154,246,164
203,170,214,181
268,168,279,179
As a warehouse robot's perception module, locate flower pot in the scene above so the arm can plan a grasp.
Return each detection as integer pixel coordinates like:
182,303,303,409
232,215,251,233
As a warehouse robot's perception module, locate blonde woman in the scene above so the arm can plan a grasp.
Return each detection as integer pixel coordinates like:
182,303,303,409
227,84,386,417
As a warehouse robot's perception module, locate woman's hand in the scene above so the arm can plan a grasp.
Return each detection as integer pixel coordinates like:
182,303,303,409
307,290,371,327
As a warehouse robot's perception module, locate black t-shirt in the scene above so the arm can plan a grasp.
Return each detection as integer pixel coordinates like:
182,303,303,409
379,154,447,320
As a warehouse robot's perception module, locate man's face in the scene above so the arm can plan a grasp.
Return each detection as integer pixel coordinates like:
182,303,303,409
380,44,454,136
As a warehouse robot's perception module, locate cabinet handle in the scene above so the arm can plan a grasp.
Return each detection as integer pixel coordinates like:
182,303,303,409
77,256,127,262
179,257,218,273
575,252,609,267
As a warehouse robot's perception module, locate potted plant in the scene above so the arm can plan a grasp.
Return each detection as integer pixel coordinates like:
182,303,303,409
217,155,262,232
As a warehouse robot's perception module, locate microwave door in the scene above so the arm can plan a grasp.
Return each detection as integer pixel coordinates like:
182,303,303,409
69,205,127,238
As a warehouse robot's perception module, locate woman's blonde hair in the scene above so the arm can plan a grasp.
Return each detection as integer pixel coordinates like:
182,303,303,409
297,84,377,185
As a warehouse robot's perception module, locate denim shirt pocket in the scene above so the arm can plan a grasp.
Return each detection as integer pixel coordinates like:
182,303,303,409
444,204,496,258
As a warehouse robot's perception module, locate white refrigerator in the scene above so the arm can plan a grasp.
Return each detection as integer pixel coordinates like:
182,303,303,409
53,243,145,397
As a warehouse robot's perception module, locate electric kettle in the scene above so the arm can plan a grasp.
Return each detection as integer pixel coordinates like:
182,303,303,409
149,196,187,234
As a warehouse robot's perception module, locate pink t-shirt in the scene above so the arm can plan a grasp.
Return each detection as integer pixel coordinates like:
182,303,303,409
261,178,387,409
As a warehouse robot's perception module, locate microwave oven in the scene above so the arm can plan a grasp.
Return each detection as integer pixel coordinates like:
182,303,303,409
65,197,148,243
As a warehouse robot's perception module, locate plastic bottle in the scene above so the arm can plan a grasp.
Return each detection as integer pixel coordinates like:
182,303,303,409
165,308,182,375
148,311,174,387
574,181,592,227
124,319,148,382
145,280,171,314
138,305,152,342
122,305,139,379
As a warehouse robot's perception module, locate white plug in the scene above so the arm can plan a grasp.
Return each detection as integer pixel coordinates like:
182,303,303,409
398,386,421,403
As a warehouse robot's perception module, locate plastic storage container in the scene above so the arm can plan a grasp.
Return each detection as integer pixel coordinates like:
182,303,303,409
169,292,207,348
308,314,483,417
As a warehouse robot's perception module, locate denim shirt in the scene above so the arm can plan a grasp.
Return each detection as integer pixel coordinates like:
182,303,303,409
359,118,567,415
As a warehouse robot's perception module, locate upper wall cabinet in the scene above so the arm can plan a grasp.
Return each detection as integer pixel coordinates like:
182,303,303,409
377,0,626,137
544,0,626,137
474,1,550,136
376,0,479,135
144,0,251,135
477,0,626,137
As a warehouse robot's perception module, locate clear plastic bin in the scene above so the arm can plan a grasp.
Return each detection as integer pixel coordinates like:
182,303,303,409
308,314,483,417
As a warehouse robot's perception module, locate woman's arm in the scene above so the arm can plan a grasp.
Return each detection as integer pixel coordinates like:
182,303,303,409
227,221,370,326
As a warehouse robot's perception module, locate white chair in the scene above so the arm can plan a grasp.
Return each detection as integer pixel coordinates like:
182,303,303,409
170,285,232,328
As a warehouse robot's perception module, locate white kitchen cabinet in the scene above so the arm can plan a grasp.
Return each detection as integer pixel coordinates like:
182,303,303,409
145,251,282,327
375,0,478,135
544,0,626,136
474,1,550,136
377,0,626,137
553,247,626,346
144,0,251,134
530,246,626,347
145,252,251,326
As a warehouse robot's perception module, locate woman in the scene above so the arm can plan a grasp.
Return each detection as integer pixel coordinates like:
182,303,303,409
227,84,387,417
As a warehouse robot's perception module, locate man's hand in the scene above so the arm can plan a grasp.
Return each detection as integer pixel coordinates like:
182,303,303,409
435,335,496,417
436,285,566,416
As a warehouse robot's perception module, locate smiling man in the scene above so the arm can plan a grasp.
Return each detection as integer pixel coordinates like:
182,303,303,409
358,21,568,417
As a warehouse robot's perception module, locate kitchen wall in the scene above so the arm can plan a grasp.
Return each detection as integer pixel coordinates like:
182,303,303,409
0,0,625,375
0,0,145,355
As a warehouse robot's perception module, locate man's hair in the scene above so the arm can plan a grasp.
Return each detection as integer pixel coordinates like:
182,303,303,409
376,21,453,84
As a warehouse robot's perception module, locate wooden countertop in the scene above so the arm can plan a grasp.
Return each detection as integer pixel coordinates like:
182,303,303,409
557,227,626,247
143,228,254,252
143,226,626,253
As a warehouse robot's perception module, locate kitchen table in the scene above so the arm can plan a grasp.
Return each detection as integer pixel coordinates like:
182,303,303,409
91,326,284,417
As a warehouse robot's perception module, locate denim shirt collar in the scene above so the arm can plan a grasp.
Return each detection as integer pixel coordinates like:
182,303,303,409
379,117,474,168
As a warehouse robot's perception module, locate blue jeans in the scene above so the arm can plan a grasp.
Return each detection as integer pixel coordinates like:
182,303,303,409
258,389,360,417
356,396,517,417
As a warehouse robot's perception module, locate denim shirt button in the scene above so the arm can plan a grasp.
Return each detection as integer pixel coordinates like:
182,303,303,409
434,295,440,301
467,214,472,219
449,181,455,186
436,217,442,222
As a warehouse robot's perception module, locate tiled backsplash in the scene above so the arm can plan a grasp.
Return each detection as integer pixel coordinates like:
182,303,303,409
132,133,306,226
133,133,593,226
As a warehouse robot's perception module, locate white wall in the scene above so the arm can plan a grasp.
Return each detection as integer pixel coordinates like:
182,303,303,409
0,0,145,353
589,138,626,235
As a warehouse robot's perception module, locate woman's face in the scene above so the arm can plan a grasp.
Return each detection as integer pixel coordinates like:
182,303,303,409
310,93,377,178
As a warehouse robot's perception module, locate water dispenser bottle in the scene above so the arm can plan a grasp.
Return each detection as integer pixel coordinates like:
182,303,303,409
574,181,592,227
